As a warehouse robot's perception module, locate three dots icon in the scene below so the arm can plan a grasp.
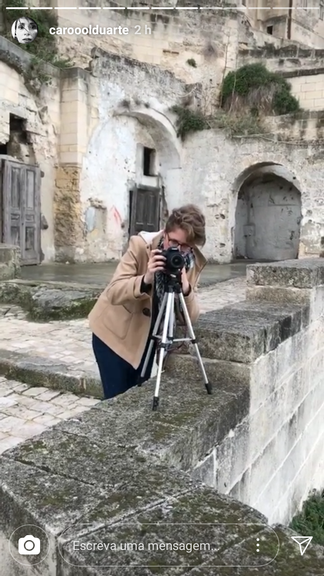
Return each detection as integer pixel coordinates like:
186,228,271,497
256,538,260,552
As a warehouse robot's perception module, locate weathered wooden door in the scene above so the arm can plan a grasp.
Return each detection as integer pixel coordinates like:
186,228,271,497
129,186,160,236
1,158,41,265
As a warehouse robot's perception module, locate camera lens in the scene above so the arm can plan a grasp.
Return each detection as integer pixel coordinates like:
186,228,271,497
171,254,184,268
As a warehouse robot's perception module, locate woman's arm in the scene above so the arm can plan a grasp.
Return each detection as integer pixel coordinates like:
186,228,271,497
105,236,152,306
182,286,200,324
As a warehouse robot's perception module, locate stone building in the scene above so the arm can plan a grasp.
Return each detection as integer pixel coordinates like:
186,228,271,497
0,2,324,264
244,0,324,47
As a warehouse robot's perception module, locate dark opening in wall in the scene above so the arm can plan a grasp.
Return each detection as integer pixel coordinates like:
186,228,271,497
143,147,156,176
267,26,273,35
10,114,28,144
0,144,8,154
4,113,36,163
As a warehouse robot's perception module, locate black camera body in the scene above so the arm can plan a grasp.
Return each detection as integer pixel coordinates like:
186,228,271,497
161,247,185,274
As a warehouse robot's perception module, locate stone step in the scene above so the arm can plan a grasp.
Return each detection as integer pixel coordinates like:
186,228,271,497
0,348,102,399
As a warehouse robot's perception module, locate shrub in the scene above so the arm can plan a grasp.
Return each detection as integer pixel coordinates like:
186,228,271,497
220,63,300,116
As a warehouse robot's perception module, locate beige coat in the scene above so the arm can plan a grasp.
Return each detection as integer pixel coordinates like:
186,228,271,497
88,230,207,369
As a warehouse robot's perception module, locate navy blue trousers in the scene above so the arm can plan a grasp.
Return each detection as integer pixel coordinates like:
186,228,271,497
92,333,156,400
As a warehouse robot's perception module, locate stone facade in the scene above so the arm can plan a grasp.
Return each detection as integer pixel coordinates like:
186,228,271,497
1,6,324,262
0,37,60,262
245,0,324,47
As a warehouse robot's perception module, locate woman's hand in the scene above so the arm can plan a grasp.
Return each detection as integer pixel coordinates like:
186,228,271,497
144,250,166,285
181,268,190,296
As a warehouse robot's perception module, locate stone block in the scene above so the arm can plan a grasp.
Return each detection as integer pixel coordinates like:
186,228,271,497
165,354,251,395
246,259,324,289
0,280,101,321
191,450,216,488
193,301,309,363
215,418,250,493
0,245,21,281
54,375,249,473
246,285,311,306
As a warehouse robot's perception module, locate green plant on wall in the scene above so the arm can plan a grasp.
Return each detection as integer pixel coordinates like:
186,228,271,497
170,105,209,140
220,62,300,116
290,490,324,546
2,0,73,91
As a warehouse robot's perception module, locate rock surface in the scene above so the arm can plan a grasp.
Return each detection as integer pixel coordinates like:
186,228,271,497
0,244,21,281
0,391,323,575
0,280,101,320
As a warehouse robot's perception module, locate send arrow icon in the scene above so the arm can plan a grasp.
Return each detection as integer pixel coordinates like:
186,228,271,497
291,536,313,556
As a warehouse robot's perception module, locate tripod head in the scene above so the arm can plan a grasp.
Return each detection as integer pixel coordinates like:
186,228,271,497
163,271,183,294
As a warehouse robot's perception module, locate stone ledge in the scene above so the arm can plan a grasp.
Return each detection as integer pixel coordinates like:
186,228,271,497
246,259,324,289
0,280,101,320
0,348,102,399
246,285,311,306
194,301,309,362
0,384,323,575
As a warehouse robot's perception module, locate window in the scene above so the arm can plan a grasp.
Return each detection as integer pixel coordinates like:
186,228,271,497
321,0,324,20
143,147,156,176
267,26,273,35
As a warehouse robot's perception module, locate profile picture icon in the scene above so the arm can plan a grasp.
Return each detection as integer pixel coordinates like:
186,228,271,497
11,17,38,44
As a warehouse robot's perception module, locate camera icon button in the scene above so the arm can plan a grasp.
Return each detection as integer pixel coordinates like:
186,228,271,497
9,524,49,567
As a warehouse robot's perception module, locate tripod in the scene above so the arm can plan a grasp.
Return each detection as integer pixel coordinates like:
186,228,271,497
139,272,212,411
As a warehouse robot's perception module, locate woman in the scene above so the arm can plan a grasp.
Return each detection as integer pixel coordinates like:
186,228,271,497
88,204,207,400
11,17,38,44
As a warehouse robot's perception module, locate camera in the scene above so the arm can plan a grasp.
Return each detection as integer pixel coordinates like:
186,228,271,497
18,535,40,555
161,247,185,274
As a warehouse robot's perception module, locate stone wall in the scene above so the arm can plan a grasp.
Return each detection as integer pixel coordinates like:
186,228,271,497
53,1,255,86
56,55,187,262
167,259,324,524
262,110,324,141
239,46,324,111
285,71,324,111
0,36,60,262
0,259,323,575
238,46,324,73
51,49,324,264
2,33,324,264
244,0,324,48
181,130,324,262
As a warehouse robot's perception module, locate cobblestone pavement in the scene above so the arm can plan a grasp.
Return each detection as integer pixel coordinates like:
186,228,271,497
0,277,246,454
0,377,99,454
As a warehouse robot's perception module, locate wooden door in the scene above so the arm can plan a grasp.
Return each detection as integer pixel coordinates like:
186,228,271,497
129,186,160,237
1,159,41,265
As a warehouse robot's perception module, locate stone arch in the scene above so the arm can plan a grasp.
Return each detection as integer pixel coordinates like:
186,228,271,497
233,162,302,261
118,106,182,170
80,106,182,261
113,105,183,224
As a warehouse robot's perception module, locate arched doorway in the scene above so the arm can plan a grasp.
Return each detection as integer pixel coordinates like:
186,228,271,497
80,105,181,260
234,163,302,261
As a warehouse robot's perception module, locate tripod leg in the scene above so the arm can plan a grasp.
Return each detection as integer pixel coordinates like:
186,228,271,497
152,292,174,410
178,292,212,395
138,292,168,385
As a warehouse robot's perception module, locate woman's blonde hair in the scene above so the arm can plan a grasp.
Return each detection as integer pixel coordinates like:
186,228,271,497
165,204,206,246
